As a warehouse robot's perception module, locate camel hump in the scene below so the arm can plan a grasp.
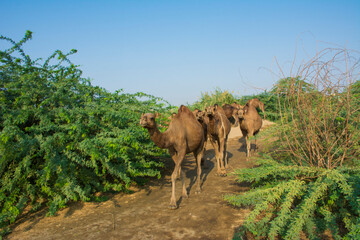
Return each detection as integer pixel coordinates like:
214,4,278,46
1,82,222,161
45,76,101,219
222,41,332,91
178,105,192,115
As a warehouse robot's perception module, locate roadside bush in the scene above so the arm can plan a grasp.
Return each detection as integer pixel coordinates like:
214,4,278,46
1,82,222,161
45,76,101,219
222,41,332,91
226,48,360,239
189,87,238,110
0,31,173,235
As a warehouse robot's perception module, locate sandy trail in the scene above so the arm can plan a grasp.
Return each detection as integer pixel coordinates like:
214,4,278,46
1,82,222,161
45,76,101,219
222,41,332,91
6,121,273,240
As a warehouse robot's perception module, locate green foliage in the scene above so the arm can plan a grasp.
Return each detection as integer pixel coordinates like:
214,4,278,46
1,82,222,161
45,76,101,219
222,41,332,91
270,76,316,95
0,31,173,234
226,155,360,240
189,87,238,110
189,87,281,121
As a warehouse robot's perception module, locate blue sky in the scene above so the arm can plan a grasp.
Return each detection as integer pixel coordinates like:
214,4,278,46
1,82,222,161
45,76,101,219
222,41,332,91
1,0,359,105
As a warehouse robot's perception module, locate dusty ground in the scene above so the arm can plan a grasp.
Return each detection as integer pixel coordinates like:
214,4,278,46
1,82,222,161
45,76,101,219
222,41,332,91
6,121,274,240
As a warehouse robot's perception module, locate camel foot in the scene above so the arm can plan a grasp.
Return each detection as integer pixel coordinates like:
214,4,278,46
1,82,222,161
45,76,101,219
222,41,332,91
168,204,178,210
195,189,201,194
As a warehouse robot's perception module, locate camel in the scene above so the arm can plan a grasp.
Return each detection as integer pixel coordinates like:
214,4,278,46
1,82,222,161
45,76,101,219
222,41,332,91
238,104,263,158
140,105,205,209
231,102,243,110
194,110,209,168
222,103,240,126
246,98,265,119
192,108,201,116
205,104,231,176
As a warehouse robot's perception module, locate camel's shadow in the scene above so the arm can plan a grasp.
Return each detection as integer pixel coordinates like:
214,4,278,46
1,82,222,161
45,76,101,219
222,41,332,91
237,137,258,154
183,148,234,196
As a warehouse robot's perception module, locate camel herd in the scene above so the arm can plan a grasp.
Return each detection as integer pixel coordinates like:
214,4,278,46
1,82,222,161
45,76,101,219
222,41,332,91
140,98,265,209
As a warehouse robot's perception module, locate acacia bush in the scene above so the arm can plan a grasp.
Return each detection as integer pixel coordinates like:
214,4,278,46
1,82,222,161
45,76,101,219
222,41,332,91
226,48,360,239
0,31,173,235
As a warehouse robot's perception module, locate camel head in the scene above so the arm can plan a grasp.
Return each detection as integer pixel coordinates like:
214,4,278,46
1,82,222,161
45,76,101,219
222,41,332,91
140,113,157,129
195,110,206,122
192,108,200,117
237,106,248,120
205,104,219,118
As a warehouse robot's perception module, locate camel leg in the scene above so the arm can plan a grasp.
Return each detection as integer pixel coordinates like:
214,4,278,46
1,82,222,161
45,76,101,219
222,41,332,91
233,114,239,127
218,139,227,177
193,149,203,194
180,168,188,198
224,136,229,169
177,166,181,179
246,132,254,158
210,139,221,175
245,135,250,158
202,138,208,169
169,150,185,209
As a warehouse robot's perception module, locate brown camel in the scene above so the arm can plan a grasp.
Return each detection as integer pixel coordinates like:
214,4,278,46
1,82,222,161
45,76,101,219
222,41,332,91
238,104,263,158
246,98,265,119
205,104,231,176
194,110,209,168
192,108,201,116
222,103,240,126
140,105,205,209
231,102,243,110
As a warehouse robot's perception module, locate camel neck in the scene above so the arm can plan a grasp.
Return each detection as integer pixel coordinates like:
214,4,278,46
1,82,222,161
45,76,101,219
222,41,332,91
207,117,217,135
147,127,171,149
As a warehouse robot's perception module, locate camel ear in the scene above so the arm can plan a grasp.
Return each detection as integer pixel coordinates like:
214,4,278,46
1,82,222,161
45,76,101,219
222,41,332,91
141,113,144,117
155,112,159,118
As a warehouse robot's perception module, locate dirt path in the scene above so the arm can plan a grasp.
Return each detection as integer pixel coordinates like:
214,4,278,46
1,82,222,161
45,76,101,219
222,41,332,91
6,121,273,240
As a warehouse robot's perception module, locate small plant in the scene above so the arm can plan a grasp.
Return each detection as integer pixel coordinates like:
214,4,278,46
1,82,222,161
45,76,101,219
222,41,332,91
226,155,360,240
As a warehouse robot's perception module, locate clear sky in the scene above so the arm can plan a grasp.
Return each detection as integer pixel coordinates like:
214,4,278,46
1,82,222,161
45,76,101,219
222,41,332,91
1,0,359,105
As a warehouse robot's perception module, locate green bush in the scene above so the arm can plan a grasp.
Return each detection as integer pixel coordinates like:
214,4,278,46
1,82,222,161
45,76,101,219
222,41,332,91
226,155,360,240
189,87,238,110
226,49,360,239
0,31,173,235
